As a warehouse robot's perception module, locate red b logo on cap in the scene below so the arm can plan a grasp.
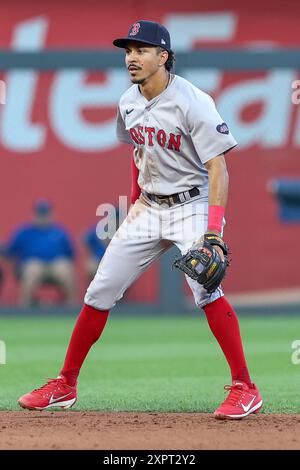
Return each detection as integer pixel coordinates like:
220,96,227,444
130,22,141,36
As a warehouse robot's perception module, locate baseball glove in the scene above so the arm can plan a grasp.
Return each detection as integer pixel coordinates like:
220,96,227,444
173,233,230,294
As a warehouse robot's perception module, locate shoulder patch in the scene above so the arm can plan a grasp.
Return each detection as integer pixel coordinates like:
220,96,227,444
216,122,229,135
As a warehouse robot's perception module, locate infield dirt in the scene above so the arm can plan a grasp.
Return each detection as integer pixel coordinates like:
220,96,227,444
0,411,299,450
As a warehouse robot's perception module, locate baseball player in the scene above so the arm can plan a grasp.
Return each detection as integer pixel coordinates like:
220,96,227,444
19,20,262,419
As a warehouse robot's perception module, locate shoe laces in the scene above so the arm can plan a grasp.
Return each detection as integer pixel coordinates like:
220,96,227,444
32,378,64,395
222,384,245,406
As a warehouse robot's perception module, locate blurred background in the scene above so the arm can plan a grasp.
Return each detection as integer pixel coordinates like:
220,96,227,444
0,0,299,315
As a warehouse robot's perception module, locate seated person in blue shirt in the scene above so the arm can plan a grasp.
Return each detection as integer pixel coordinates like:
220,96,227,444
7,200,76,305
83,207,121,284
83,226,107,284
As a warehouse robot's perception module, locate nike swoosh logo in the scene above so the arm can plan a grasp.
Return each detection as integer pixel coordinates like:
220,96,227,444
49,392,72,404
126,108,134,115
241,396,256,413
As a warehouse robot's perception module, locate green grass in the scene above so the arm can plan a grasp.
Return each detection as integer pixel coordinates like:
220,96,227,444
0,314,299,413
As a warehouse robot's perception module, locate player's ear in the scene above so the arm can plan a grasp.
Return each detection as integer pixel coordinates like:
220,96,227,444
157,47,168,67
159,51,168,67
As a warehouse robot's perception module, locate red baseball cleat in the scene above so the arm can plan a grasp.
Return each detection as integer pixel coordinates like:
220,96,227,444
18,375,77,411
214,380,263,419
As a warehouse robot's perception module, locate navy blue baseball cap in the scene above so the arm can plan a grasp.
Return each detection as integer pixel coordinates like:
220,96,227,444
113,20,171,53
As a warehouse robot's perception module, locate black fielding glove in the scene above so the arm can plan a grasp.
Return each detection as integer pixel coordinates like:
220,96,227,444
173,234,230,294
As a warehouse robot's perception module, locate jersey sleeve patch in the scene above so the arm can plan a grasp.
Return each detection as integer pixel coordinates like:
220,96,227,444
216,122,229,135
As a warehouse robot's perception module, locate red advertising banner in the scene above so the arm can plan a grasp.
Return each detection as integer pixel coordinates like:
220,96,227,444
0,0,299,304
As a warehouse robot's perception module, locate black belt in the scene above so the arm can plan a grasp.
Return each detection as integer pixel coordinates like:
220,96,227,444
143,187,200,206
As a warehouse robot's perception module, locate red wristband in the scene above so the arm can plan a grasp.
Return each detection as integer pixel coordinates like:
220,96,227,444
207,205,225,233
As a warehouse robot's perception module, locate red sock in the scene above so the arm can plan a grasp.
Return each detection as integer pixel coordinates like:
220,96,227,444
203,296,252,386
60,304,109,386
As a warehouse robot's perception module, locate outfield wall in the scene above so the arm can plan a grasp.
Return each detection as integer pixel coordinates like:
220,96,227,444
0,0,299,307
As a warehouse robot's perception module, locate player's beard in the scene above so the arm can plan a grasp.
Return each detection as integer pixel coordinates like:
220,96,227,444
129,66,159,85
131,77,145,84
128,66,144,84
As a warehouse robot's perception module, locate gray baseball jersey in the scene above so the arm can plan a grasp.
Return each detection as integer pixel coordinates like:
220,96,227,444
117,74,237,197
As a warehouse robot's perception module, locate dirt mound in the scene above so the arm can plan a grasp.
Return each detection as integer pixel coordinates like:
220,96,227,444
0,411,299,450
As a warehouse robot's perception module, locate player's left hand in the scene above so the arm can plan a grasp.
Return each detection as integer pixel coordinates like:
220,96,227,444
193,231,225,261
194,231,225,261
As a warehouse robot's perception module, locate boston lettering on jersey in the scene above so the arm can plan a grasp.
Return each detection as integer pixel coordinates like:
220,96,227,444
129,126,182,151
